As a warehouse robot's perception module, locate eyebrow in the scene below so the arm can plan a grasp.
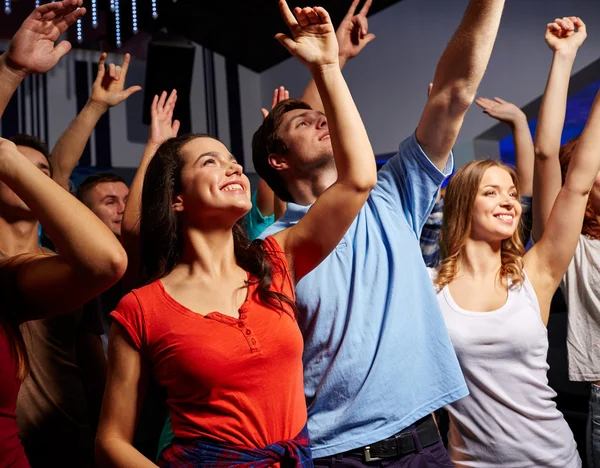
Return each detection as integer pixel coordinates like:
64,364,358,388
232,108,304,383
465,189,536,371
37,162,51,172
287,111,313,130
101,195,118,202
194,151,237,166
482,184,516,190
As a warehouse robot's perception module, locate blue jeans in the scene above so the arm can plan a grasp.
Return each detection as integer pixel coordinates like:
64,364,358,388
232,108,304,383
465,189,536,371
590,383,600,468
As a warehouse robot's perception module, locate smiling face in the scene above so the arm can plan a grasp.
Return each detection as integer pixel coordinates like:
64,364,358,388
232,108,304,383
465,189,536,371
271,108,334,176
470,166,522,242
174,137,252,226
0,145,51,218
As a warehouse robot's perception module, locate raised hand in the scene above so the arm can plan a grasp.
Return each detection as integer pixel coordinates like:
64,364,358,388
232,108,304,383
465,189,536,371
6,0,86,77
545,17,587,53
149,90,180,146
475,97,526,126
275,1,338,70
89,53,142,112
337,0,376,62
261,86,290,118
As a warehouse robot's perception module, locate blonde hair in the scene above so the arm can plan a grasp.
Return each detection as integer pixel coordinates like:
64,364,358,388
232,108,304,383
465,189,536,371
435,160,525,290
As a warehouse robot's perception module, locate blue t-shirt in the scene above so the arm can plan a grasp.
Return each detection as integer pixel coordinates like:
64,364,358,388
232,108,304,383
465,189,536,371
260,134,468,458
244,192,275,241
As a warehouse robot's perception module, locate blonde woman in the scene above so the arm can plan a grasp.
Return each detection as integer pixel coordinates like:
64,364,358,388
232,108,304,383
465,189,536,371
428,20,597,466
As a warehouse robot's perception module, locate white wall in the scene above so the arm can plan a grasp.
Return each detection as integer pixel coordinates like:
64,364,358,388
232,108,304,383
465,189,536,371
260,0,600,166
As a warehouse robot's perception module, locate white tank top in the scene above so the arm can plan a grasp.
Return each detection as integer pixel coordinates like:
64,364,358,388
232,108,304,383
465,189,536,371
432,270,581,468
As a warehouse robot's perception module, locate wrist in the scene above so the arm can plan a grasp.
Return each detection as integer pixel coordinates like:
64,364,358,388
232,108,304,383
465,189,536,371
553,48,578,62
86,98,109,115
311,61,340,78
338,54,349,69
0,53,26,86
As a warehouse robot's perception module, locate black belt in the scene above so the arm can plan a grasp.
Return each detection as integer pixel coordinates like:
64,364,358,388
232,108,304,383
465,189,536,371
348,414,441,462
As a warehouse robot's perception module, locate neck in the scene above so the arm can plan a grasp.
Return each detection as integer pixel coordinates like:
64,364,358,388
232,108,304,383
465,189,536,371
457,238,503,279
286,161,338,206
0,216,39,257
176,224,239,279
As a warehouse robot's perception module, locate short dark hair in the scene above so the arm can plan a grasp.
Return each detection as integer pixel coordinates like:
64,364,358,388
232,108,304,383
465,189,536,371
76,173,127,206
9,134,52,177
252,99,312,203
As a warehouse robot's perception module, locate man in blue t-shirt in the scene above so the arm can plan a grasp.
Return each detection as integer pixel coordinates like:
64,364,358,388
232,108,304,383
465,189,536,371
252,0,506,465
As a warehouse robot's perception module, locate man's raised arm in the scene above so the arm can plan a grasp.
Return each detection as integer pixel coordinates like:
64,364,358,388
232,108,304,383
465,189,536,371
0,0,85,119
416,0,505,171
51,53,141,190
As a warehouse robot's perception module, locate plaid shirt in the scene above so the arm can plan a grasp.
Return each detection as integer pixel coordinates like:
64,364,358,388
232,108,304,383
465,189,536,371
420,195,534,268
159,426,313,468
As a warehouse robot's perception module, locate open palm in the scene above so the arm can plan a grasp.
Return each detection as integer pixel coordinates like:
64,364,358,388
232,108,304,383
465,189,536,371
7,0,85,75
276,1,338,69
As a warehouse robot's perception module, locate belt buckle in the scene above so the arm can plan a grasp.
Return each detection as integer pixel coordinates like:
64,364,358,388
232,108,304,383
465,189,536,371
364,446,383,462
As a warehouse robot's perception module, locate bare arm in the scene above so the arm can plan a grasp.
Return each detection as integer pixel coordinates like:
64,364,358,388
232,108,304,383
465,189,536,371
416,0,505,170
532,17,586,242
96,323,156,467
300,0,375,112
0,139,127,320
273,2,376,282
0,0,85,119
526,85,600,323
475,97,534,196
121,90,179,244
52,53,141,190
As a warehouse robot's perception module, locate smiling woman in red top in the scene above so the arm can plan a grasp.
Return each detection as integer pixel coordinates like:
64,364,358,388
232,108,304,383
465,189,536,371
95,2,377,466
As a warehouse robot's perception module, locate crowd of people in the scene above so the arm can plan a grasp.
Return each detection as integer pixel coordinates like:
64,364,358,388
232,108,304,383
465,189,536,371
0,0,598,467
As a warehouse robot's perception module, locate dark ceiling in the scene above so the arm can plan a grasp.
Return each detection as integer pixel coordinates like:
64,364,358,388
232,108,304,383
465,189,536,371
1,0,403,72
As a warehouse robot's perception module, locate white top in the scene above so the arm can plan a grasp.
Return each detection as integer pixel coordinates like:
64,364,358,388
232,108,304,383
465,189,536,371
560,234,600,382
431,269,581,468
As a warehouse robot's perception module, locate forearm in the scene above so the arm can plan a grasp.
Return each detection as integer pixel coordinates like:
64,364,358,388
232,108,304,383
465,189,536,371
300,56,348,112
510,115,534,196
122,142,159,241
430,0,505,107
565,90,600,193
313,64,375,188
532,51,577,240
51,100,106,189
96,437,157,468
0,151,126,278
0,54,25,119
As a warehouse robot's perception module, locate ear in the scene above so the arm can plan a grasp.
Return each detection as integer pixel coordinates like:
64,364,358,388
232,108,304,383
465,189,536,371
172,194,185,213
268,153,289,172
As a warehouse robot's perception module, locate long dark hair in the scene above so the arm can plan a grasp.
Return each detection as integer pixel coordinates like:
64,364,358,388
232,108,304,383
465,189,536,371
139,134,297,316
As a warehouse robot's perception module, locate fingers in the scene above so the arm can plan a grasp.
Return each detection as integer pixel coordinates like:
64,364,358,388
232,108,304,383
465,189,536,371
363,33,376,45
157,91,168,111
355,15,368,37
359,0,373,16
573,17,587,35
275,33,296,55
120,53,132,79
313,7,331,25
278,0,299,30
305,8,320,25
427,83,433,98
343,0,360,21
172,120,181,136
50,40,73,63
271,88,279,109
261,108,269,119
35,0,81,19
122,85,142,100
165,89,178,113
494,97,507,104
54,5,86,36
150,94,159,117
95,52,107,82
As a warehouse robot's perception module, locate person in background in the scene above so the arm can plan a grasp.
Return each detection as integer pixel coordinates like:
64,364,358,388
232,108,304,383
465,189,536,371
1,11,136,468
0,4,127,468
96,1,377,465
420,95,535,268
76,173,129,239
254,0,506,465
532,15,599,467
